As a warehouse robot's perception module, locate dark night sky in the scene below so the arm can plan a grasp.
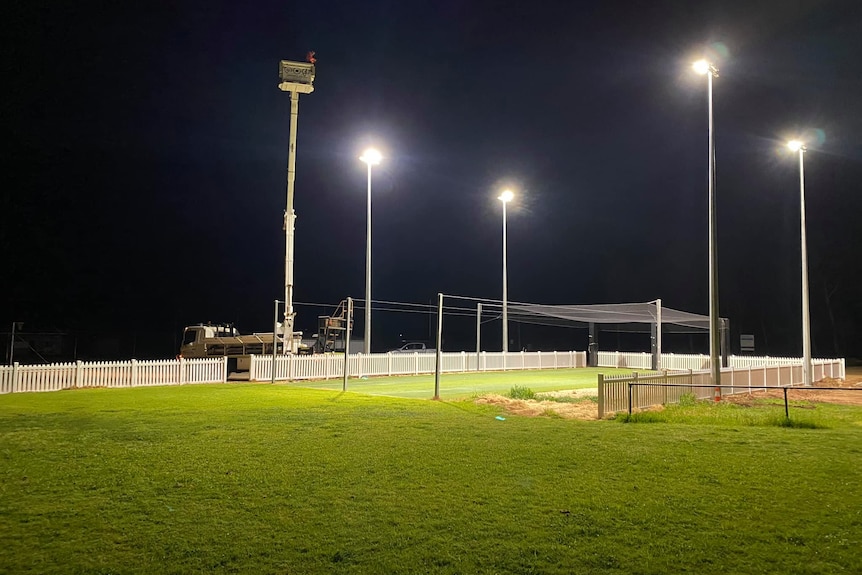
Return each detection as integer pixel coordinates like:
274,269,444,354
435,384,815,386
3,0,862,359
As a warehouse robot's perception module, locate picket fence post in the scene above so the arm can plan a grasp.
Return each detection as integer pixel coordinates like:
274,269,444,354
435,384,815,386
75,360,83,389
179,357,186,385
597,374,605,419
131,359,138,387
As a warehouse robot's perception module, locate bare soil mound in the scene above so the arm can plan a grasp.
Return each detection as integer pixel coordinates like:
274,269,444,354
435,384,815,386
475,393,599,420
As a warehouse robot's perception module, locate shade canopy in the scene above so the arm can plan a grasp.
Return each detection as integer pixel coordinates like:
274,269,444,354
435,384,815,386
496,301,713,333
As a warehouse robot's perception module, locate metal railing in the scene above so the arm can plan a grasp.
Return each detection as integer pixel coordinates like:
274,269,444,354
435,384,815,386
597,359,846,417
621,383,860,419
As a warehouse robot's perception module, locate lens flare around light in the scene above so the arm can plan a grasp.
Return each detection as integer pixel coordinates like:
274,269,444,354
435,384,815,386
498,190,514,203
710,42,730,59
359,148,383,165
808,128,826,147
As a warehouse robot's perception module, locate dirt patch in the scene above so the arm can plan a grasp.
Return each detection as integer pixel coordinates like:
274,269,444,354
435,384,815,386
723,375,862,407
537,388,598,400
475,393,599,420
477,374,862,419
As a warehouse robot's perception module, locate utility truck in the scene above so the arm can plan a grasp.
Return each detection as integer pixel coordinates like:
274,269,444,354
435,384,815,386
179,299,353,374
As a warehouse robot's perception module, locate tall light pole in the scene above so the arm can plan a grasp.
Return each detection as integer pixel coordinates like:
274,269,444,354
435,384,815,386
278,59,315,353
692,58,722,393
359,148,382,355
498,189,514,353
788,139,812,387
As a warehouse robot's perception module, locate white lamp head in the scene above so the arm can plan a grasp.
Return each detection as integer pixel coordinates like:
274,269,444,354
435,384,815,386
692,59,712,75
787,140,805,152
498,189,514,203
359,148,383,166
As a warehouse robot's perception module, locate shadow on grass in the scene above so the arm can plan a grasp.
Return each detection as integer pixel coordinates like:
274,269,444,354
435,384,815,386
326,391,349,402
769,416,827,429
615,412,667,424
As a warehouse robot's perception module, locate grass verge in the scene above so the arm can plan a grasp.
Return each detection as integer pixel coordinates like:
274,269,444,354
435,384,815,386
0,383,860,574
616,395,860,430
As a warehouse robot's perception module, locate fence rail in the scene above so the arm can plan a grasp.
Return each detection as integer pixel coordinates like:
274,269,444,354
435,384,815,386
597,357,845,417
621,383,860,419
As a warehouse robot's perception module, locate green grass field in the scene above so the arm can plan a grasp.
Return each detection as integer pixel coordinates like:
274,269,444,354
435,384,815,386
1,379,860,574
295,367,643,399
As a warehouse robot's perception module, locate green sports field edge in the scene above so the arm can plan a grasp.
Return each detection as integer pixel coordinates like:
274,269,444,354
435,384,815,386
1,372,860,574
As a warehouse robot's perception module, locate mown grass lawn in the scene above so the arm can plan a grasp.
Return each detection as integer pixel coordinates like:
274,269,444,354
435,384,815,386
296,367,643,399
1,382,860,574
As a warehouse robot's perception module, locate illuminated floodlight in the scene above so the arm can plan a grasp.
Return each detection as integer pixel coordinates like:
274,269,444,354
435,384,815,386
692,59,711,75
498,189,514,203
360,148,383,165
787,140,805,152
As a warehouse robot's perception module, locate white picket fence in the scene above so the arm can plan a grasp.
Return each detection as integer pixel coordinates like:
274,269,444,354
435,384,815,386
597,351,846,379
1,350,844,396
249,350,588,381
0,351,586,394
0,358,228,394
597,357,846,418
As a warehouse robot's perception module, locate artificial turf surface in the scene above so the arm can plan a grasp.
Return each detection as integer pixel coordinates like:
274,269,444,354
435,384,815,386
293,367,642,399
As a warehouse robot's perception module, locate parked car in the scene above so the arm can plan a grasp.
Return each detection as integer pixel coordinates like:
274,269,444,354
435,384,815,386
390,342,435,353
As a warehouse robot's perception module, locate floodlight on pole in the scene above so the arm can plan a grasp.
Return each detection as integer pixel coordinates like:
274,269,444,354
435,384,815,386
692,59,711,75
691,58,722,394
498,190,513,354
278,59,315,354
360,148,383,354
787,139,812,386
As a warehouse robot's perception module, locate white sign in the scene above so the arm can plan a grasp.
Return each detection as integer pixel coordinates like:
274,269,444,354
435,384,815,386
740,334,755,353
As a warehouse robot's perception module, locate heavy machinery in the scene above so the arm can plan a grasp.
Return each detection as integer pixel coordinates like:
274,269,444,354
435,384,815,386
179,300,353,372
307,299,352,354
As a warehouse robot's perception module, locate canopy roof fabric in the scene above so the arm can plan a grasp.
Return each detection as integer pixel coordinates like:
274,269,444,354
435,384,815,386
502,301,712,333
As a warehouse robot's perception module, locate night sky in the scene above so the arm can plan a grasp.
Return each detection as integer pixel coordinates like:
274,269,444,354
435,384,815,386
4,0,861,360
